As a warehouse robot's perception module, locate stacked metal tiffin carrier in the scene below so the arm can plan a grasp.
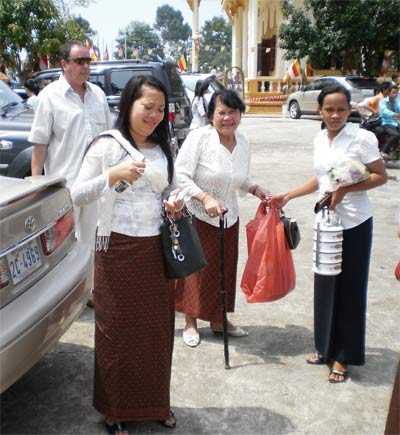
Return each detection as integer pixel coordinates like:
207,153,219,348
313,208,344,276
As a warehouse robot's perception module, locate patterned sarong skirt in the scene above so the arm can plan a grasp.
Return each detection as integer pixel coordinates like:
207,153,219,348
93,232,175,422
175,218,239,322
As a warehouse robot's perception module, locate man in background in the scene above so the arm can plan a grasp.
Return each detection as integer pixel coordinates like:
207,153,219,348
29,40,112,307
29,40,112,186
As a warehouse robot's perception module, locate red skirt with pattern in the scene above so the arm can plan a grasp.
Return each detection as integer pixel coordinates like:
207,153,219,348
175,218,239,322
93,232,175,422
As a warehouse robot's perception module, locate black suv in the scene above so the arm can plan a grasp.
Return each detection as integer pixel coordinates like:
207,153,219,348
33,60,192,145
1,60,191,179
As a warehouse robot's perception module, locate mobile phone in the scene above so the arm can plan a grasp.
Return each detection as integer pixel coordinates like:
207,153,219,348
114,180,131,193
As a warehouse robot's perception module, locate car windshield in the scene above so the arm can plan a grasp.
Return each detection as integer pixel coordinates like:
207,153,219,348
181,75,200,92
181,74,224,93
0,80,23,110
208,78,225,92
345,77,379,90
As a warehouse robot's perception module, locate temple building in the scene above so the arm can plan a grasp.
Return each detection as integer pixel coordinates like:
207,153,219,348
221,0,301,79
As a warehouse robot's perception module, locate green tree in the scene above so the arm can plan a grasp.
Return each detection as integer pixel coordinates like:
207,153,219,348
0,0,95,78
279,0,400,76
199,17,232,72
154,4,191,62
116,21,163,61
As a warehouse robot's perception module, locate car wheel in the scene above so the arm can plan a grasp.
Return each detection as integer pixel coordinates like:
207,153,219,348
289,101,301,119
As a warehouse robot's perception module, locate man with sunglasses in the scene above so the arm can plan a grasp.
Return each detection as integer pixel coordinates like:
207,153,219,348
29,41,112,308
29,40,112,187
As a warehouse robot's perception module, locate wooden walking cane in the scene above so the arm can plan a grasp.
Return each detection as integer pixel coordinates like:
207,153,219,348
219,209,230,369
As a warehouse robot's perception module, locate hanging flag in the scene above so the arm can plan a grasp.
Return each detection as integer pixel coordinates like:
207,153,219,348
86,39,98,61
103,45,109,61
132,48,139,58
283,59,301,82
178,51,188,72
39,55,48,70
380,54,388,77
380,50,394,77
118,40,124,59
93,46,101,61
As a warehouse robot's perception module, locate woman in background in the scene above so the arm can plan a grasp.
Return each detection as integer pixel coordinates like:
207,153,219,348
190,79,209,130
24,78,40,109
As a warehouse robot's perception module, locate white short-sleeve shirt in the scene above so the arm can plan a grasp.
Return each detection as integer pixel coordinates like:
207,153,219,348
28,74,112,187
314,123,381,229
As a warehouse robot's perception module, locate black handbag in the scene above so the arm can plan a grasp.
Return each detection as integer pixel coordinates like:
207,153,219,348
160,207,208,279
280,210,301,250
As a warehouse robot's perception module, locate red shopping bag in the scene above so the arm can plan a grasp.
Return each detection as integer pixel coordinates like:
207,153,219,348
395,260,400,281
241,202,296,303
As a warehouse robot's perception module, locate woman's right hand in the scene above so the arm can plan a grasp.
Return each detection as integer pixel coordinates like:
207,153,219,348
108,160,146,186
202,194,224,218
270,193,290,210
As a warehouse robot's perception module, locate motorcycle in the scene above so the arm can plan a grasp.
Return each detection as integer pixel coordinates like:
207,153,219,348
360,115,400,166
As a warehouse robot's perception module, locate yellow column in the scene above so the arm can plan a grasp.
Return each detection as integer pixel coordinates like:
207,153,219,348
191,0,201,72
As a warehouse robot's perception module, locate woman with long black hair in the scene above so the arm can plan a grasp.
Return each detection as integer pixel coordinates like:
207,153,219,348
190,79,209,130
71,75,181,434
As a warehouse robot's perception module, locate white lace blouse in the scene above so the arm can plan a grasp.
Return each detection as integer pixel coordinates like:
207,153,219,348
175,125,255,228
71,134,173,241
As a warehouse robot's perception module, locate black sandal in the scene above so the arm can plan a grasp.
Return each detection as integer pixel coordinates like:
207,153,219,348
159,411,176,429
306,352,327,365
329,368,348,384
105,421,128,435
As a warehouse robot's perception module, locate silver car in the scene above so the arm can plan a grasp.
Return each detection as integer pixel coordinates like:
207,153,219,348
287,76,379,119
0,175,92,393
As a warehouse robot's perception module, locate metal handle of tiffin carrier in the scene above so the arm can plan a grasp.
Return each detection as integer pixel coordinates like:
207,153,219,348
313,207,343,276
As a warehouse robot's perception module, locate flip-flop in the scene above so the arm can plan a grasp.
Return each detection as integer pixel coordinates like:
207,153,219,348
182,330,200,347
105,421,128,435
306,352,327,365
329,368,348,383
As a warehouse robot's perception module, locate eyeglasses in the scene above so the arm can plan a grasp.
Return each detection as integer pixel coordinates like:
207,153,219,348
66,57,92,65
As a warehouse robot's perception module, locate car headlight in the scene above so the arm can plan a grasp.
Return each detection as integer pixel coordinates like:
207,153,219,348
0,140,13,150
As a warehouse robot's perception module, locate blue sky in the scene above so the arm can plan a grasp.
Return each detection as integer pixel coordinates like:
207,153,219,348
73,0,225,54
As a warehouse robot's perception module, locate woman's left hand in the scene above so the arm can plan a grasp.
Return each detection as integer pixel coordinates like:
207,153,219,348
163,189,184,213
329,188,346,210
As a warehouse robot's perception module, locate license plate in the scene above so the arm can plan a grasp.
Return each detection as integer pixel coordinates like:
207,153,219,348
7,239,42,285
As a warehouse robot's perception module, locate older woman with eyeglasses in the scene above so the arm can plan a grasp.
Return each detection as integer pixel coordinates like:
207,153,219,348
175,89,271,348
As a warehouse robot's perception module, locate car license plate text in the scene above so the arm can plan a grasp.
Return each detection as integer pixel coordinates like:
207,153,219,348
7,239,42,285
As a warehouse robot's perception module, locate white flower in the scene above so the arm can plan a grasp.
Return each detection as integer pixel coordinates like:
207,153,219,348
328,161,369,191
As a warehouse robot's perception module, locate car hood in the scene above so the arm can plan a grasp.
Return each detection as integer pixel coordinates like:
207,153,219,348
0,106,34,131
0,176,66,207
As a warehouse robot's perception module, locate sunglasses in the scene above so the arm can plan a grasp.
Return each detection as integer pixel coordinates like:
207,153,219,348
66,57,92,65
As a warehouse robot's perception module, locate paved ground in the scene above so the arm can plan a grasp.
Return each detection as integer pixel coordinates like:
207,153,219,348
1,116,399,435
